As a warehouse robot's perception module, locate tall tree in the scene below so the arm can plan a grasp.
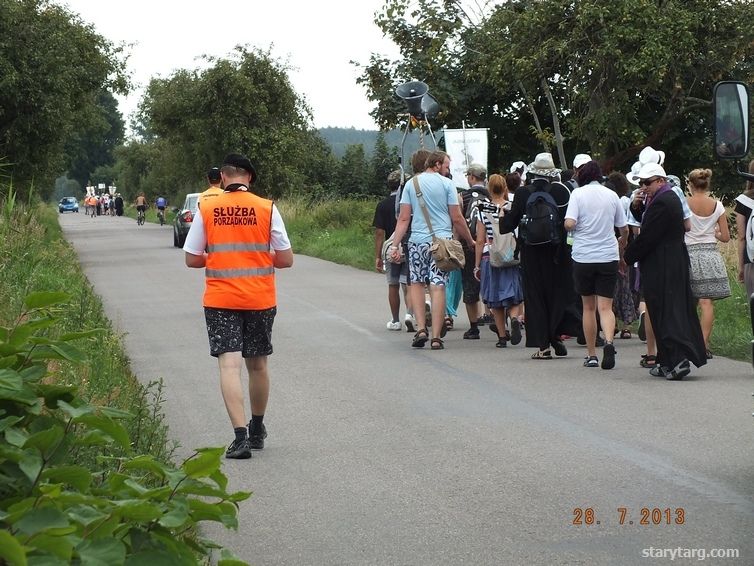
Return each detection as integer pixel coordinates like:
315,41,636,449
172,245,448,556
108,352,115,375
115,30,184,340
65,90,125,189
359,0,754,177
336,144,370,196
134,46,331,200
0,0,127,199
472,0,754,172
369,131,400,195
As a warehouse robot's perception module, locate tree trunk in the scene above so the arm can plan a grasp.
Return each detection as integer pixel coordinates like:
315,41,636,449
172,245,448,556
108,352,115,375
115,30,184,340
541,77,567,169
519,81,549,152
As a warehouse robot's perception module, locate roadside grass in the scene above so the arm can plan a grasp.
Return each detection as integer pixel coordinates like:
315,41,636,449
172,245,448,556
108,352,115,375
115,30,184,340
0,199,174,463
278,194,376,271
711,238,751,362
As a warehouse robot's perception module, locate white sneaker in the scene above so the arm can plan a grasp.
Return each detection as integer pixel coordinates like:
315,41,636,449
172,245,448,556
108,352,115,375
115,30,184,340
404,313,416,333
386,320,402,331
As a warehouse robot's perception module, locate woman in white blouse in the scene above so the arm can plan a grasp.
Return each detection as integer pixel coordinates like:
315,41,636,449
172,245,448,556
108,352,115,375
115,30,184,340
685,168,731,358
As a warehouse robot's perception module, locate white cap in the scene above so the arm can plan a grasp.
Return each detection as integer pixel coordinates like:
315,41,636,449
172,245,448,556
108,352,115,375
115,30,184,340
573,153,591,169
630,163,667,182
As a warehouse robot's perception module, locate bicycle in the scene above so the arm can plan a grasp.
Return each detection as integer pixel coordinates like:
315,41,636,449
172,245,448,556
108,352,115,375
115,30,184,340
137,208,145,226
157,209,165,226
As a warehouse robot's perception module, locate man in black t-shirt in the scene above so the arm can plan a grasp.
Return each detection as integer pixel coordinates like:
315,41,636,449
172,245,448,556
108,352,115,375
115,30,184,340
459,163,491,339
373,170,414,331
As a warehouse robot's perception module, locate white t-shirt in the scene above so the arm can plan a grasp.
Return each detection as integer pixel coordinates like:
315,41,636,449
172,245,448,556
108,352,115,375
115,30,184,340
564,182,626,263
685,200,725,245
183,201,291,256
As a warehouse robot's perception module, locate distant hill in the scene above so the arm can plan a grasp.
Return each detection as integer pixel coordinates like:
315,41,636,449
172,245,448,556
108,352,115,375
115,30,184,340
318,127,443,159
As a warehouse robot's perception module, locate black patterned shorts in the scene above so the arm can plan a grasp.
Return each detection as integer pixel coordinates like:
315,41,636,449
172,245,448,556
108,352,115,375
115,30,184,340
204,306,276,358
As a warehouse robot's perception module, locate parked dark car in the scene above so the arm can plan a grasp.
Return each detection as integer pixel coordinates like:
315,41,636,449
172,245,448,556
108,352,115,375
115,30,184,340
173,193,200,247
58,197,79,213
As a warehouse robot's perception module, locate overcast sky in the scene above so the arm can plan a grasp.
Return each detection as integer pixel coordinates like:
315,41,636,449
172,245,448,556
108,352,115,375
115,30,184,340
57,0,401,132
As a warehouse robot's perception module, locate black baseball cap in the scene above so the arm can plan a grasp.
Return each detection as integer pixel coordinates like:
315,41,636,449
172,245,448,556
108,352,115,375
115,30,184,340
222,153,257,184
207,166,221,183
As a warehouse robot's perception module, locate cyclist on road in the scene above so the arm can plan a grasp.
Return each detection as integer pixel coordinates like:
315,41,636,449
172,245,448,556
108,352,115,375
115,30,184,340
155,195,168,224
135,193,147,224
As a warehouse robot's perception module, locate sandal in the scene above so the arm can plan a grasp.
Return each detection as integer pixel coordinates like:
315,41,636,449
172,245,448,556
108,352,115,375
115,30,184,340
531,349,552,360
639,354,657,368
440,319,449,338
620,329,632,339
412,329,429,348
583,355,599,367
495,338,507,348
444,316,454,331
430,337,444,350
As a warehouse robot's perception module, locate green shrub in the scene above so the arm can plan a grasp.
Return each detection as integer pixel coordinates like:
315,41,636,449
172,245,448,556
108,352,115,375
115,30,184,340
0,292,250,565
279,195,376,271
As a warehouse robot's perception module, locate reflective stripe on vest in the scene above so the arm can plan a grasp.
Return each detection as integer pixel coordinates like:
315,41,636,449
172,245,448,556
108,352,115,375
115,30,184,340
205,266,275,278
207,242,270,253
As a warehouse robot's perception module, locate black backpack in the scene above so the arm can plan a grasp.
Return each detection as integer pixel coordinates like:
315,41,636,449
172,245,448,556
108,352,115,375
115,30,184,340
519,184,561,246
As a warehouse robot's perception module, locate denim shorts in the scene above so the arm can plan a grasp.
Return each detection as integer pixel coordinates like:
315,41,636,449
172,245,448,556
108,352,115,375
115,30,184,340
386,260,409,285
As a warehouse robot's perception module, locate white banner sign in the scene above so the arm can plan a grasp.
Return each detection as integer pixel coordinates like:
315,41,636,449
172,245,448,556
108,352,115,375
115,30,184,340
443,127,489,189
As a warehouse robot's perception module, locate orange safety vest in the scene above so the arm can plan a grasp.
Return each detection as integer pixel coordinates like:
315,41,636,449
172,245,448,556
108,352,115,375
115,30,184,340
202,190,276,310
198,186,224,210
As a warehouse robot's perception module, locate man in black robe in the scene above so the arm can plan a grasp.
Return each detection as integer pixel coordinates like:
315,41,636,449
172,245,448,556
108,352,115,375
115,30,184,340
624,163,706,380
500,152,580,359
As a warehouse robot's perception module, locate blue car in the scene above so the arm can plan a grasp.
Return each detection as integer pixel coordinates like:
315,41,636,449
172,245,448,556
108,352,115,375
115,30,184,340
59,197,79,213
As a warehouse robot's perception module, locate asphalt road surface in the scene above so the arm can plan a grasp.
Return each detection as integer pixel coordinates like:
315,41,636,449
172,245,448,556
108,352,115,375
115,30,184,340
60,212,754,566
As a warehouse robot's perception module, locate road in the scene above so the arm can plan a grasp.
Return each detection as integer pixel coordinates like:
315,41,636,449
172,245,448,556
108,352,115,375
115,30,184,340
60,212,754,565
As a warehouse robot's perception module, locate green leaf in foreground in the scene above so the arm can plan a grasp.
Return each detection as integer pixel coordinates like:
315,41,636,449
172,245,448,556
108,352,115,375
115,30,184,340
24,291,70,310
0,530,28,566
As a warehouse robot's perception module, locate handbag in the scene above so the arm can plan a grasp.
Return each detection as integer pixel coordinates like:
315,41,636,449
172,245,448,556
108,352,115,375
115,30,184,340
412,176,465,272
381,233,405,267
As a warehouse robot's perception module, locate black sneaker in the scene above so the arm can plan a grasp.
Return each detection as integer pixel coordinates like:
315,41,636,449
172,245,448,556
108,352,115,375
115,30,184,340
463,328,480,339
552,340,568,357
601,342,616,370
226,437,252,459
249,423,267,450
666,359,691,381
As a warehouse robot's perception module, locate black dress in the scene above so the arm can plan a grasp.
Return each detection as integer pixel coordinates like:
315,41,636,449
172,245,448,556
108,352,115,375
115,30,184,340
624,190,706,370
500,179,581,350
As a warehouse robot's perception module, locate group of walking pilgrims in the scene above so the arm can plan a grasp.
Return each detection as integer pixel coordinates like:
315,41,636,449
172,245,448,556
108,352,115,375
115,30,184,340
373,146,735,380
